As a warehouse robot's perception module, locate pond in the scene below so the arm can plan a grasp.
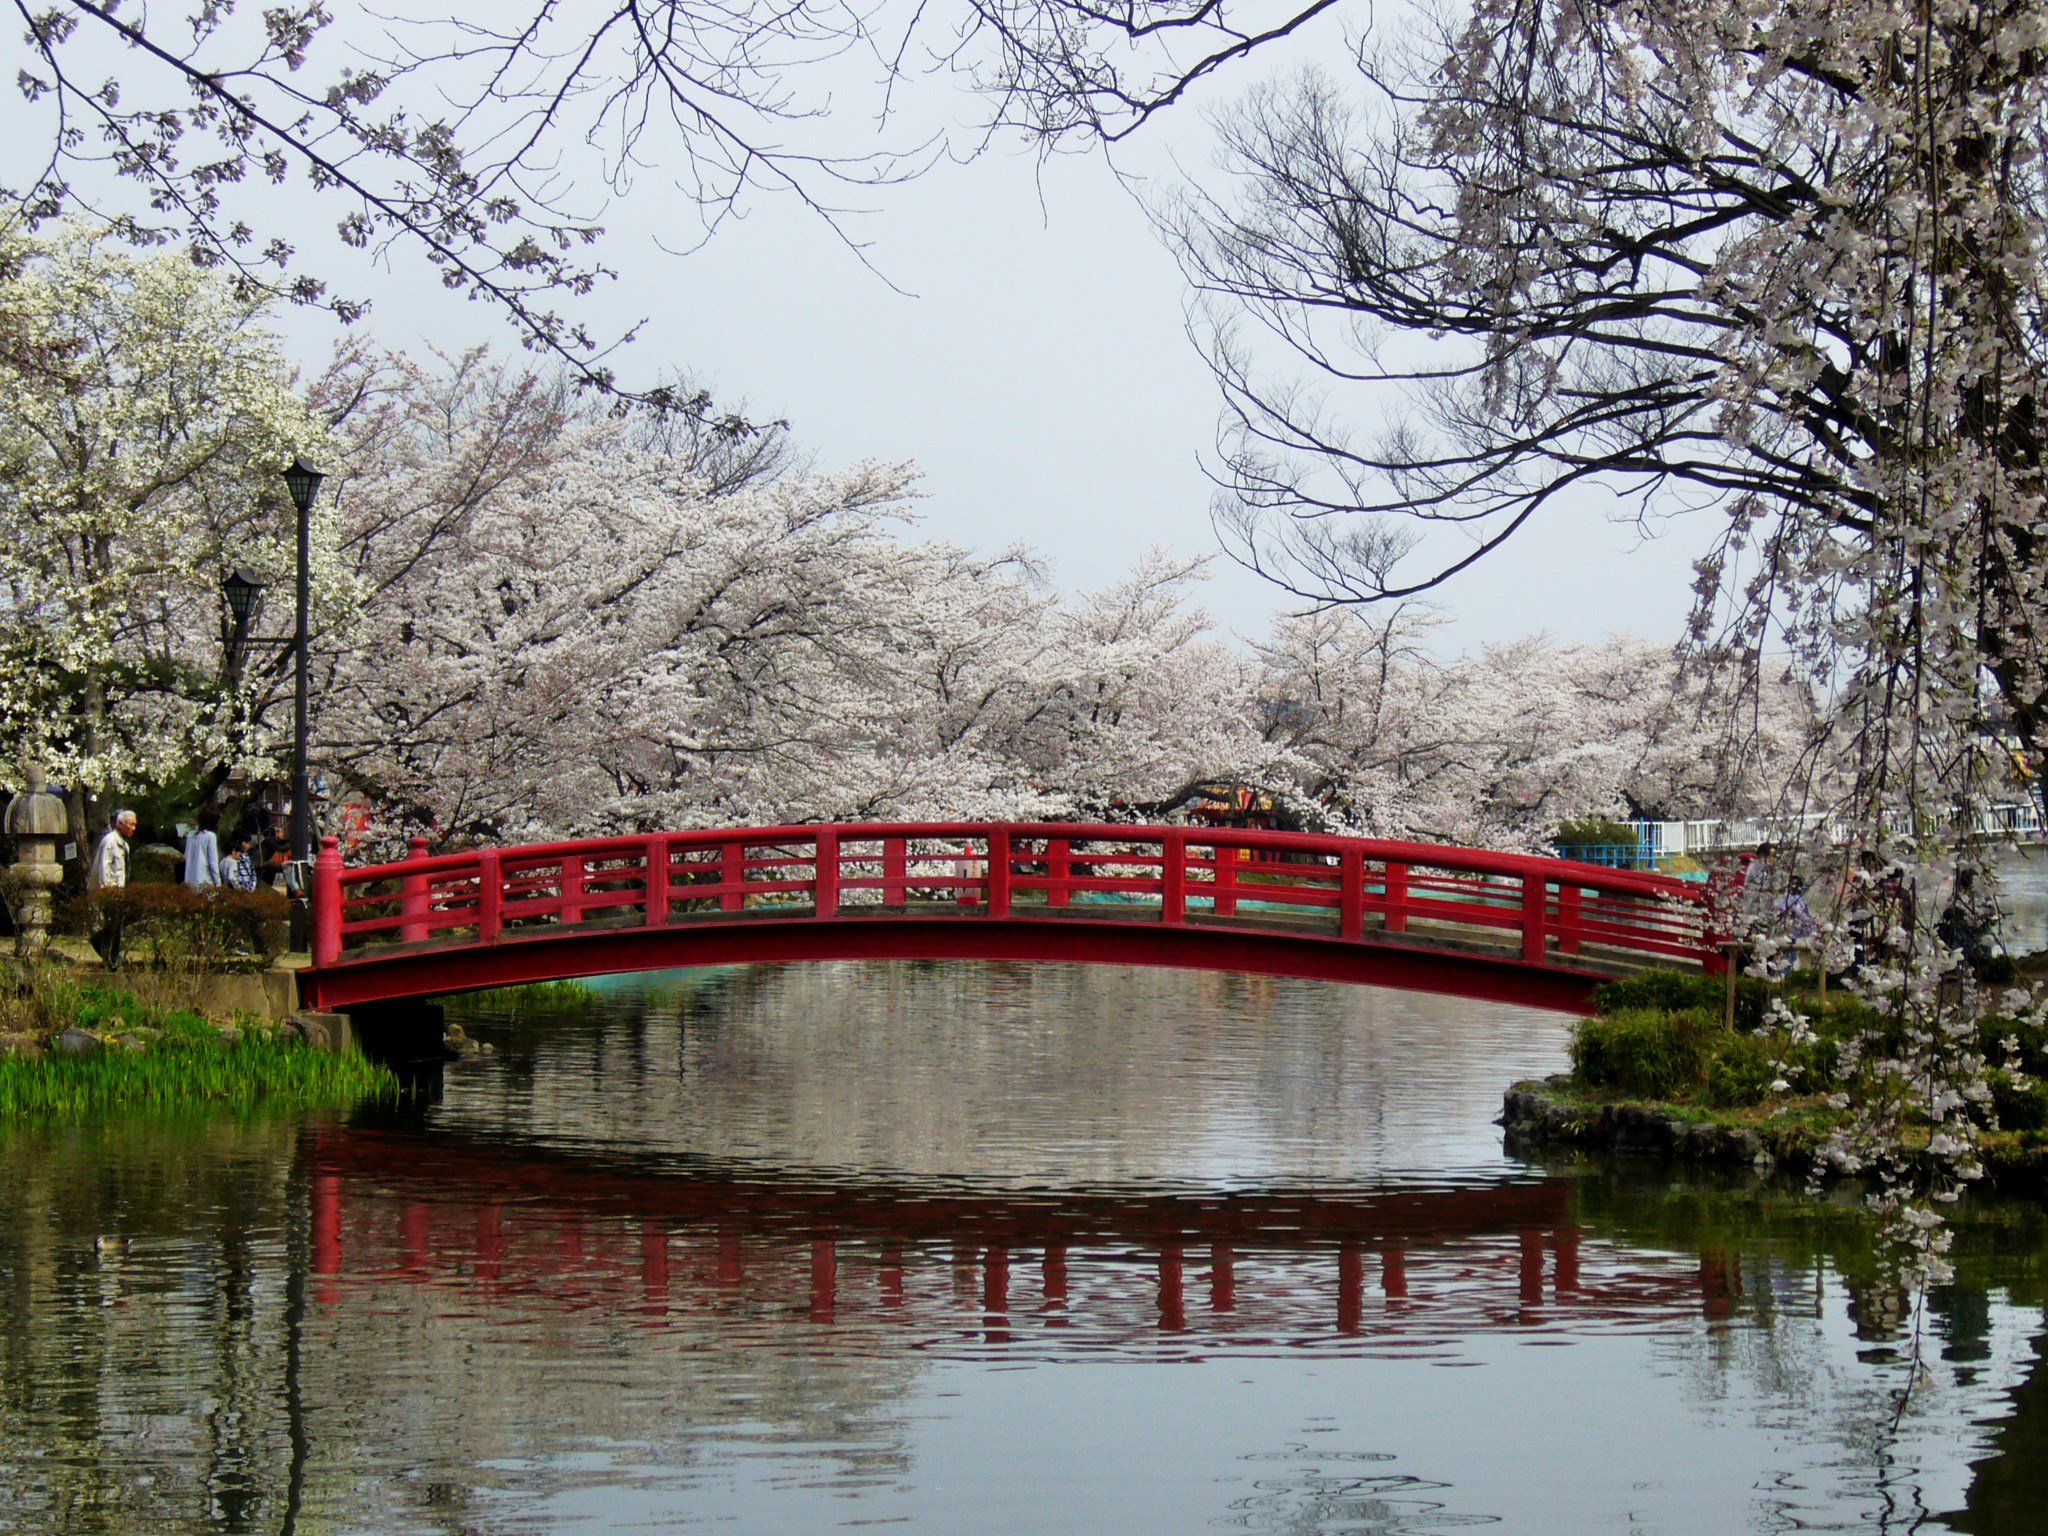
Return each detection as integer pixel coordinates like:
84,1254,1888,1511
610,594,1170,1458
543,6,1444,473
1,961,2044,1534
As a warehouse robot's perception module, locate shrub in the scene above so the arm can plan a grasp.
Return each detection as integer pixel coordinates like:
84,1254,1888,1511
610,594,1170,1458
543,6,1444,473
1591,969,1770,1033
1976,954,2020,986
1554,818,1641,861
1571,1007,1714,1099
1705,1032,1780,1108
65,884,291,969
1990,1071,2048,1131
129,847,181,884
1978,1015,2048,1079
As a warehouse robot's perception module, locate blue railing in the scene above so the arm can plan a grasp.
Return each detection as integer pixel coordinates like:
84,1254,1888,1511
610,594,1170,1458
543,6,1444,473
1552,842,1650,870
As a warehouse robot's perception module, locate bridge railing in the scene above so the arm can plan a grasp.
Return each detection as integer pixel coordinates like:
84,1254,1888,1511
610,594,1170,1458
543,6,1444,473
311,823,1711,974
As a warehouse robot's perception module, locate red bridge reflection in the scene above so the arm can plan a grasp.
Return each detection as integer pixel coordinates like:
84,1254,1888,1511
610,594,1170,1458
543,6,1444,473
307,1131,1751,1345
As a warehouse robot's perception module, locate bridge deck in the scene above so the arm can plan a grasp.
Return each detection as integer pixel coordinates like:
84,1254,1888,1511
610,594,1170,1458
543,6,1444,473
304,822,1716,1013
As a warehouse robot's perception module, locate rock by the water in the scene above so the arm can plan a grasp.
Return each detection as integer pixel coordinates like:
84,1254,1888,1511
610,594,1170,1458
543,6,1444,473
51,1027,100,1057
285,1012,349,1051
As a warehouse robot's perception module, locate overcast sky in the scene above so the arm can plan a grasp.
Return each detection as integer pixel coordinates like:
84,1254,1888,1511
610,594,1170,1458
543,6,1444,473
245,32,1720,653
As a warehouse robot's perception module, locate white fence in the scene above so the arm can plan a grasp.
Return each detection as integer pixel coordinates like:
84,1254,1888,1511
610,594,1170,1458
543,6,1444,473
1636,799,2045,858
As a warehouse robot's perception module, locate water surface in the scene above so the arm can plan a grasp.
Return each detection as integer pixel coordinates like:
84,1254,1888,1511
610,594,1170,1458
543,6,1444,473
2,961,2044,1534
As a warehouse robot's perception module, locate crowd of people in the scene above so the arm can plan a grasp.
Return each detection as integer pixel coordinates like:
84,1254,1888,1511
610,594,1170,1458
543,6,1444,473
80,797,305,966
83,800,302,899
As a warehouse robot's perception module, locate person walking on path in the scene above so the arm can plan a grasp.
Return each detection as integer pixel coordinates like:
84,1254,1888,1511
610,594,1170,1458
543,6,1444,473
87,809,134,892
182,806,222,888
85,808,136,966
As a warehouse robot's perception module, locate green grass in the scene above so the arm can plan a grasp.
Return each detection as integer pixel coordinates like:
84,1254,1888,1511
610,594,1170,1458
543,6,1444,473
440,977,601,1015
0,979,397,1120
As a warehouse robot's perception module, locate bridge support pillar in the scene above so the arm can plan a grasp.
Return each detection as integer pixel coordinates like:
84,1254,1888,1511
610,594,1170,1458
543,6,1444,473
346,999,447,1067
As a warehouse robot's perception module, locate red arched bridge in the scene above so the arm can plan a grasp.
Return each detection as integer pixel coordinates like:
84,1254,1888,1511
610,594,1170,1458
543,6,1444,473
303,822,1716,1016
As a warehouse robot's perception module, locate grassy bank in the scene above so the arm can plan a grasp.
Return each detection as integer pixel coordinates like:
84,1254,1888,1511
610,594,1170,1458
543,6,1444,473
0,969,397,1120
1504,969,2048,1187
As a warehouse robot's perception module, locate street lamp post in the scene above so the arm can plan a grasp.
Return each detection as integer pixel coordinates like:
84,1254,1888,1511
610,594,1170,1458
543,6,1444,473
222,566,265,679
281,456,326,903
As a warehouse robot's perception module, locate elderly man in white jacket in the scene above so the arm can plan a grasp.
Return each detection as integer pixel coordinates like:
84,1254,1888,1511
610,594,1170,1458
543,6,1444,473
87,809,136,890
86,808,137,966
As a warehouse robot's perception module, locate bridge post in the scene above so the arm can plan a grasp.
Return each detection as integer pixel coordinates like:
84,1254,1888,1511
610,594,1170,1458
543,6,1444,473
882,836,906,907
1161,830,1186,923
311,836,343,966
561,851,585,925
1384,860,1408,933
1212,841,1239,918
1520,872,1548,963
814,828,839,918
1340,848,1364,939
399,836,431,942
1047,838,1071,908
644,835,670,927
1557,882,1582,954
475,849,502,943
986,828,1011,917
721,840,744,911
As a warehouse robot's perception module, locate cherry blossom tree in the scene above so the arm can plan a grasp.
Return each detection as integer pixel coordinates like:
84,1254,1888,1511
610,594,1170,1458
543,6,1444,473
306,353,1802,851
1250,608,1822,846
0,221,330,832
310,353,1278,842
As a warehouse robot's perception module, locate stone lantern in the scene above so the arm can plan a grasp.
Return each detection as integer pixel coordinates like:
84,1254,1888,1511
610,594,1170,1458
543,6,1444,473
4,765,72,957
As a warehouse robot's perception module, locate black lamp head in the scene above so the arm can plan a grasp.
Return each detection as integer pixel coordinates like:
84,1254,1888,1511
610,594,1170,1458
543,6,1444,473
222,567,266,624
281,455,327,515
